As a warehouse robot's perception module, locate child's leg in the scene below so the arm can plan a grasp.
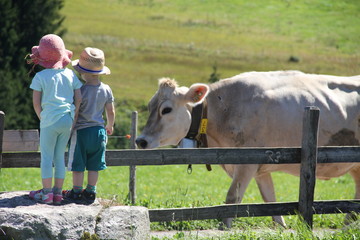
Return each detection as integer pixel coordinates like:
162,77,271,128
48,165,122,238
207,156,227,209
39,125,57,188
86,126,107,193
53,114,73,189
83,171,98,204
67,127,87,189
87,171,99,187
73,171,85,192
30,125,56,203
62,171,84,203
84,127,107,201
86,171,99,193
42,178,53,190
53,178,64,192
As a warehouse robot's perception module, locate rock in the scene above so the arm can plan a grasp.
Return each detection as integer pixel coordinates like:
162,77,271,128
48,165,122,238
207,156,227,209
96,206,150,240
0,191,150,240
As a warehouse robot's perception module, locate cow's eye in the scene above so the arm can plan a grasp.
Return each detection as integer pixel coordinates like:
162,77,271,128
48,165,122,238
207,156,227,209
161,107,172,115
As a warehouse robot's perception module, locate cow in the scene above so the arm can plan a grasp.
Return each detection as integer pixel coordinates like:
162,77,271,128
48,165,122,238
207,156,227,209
136,70,360,228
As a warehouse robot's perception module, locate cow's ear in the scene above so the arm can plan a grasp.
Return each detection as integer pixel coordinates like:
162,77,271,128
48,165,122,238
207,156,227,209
185,84,209,104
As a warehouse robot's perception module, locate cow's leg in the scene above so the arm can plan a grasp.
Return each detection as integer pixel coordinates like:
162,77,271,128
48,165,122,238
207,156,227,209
345,166,360,224
220,165,258,229
255,173,286,228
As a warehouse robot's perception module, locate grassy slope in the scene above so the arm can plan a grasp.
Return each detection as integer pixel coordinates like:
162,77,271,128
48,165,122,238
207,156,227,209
62,0,360,150
61,0,360,102
1,0,359,237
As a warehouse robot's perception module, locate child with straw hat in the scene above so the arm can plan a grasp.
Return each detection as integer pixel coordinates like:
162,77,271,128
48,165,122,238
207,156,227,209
63,47,115,204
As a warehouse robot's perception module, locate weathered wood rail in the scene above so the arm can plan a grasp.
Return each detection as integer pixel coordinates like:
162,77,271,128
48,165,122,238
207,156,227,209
148,200,360,222
1,108,360,229
1,146,359,168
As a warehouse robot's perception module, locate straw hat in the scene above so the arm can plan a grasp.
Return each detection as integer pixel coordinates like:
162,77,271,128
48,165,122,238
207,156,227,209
29,34,72,69
72,47,110,75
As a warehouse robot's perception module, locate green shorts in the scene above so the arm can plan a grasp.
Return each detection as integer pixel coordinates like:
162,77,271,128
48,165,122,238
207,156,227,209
68,126,107,172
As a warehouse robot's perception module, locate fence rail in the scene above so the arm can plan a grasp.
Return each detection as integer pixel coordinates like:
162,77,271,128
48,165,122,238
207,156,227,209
149,200,360,222
1,147,359,168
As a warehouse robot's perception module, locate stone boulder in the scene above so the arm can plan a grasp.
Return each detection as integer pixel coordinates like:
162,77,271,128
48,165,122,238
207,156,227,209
0,191,150,240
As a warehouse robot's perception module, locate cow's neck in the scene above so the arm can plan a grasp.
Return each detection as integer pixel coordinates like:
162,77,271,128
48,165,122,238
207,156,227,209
186,100,212,171
185,100,208,148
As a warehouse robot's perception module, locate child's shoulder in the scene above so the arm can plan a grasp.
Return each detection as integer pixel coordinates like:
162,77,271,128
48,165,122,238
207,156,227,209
63,67,77,75
39,68,73,74
100,82,112,89
99,82,113,95
34,68,59,77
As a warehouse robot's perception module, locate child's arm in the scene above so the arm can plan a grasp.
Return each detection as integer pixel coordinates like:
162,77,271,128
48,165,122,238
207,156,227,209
105,102,115,135
32,90,42,120
72,88,82,130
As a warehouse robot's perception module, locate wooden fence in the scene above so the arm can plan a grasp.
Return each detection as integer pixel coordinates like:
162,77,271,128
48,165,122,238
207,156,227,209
1,108,360,229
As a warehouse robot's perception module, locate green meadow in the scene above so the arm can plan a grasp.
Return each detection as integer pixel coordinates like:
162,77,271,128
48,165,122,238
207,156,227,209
2,0,360,238
61,0,359,103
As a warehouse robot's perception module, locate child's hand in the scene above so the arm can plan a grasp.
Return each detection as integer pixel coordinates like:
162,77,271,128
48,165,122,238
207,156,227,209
106,125,113,135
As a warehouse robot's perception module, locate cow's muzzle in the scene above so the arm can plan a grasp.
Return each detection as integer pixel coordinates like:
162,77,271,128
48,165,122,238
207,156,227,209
135,138,148,149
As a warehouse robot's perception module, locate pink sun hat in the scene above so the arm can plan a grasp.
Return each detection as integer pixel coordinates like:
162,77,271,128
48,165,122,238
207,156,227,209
29,34,72,69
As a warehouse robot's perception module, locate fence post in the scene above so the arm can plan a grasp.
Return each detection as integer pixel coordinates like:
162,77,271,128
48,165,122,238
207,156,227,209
129,111,138,205
298,106,320,229
0,111,4,170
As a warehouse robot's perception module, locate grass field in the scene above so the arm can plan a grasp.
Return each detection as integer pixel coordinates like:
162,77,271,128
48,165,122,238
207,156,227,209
2,0,360,239
60,0,360,148
61,0,360,103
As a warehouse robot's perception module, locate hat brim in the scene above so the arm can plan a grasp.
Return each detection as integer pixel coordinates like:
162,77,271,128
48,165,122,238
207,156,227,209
30,47,72,69
72,60,111,75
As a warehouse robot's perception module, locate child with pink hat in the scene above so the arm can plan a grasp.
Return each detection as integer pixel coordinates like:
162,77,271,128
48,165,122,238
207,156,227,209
27,34,82,205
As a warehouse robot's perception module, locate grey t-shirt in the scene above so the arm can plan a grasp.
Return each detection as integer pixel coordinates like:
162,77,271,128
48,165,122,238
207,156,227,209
75,82,114,130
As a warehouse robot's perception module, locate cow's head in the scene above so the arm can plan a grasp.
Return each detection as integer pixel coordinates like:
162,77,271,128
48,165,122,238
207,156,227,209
136,78,209,149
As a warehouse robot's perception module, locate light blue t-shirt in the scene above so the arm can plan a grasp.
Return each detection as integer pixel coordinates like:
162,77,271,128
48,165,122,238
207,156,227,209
30,68,82,128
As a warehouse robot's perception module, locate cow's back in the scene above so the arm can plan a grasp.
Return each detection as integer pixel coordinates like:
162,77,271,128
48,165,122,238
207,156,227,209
206,71,360,148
